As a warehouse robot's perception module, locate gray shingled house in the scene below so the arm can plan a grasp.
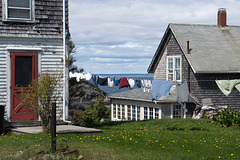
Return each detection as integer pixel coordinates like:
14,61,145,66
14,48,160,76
109,8,240,121
0,0,70,123
148,8,240,110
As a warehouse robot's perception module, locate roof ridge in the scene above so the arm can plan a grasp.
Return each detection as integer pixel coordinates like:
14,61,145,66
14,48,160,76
169,23,240,27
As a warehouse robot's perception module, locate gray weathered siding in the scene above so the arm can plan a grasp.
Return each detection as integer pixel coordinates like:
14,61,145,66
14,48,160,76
0,0,69,39
154,34,240,111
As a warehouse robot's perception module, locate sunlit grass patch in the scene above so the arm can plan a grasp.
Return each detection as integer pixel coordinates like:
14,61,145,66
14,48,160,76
1,119,240,159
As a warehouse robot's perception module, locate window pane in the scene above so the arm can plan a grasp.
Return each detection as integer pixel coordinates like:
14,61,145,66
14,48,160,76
132,106,136,120
144,107,148,120
155,108,159,119
127,105,131,120
175,70,180,80
168,58,173,69
118,105,121,119
168,74,173,81
149,107,153,119
15,56,32,87
113,104,116,118
121,105,125,120
8,9,30,19
175,58,180,69
137,106,140,120
8,0,30,8
173,105,182,118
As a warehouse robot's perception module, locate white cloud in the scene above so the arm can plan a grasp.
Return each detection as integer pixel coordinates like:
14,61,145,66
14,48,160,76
69,0,240,74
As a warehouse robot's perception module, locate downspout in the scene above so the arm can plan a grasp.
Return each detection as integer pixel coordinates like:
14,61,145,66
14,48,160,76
63,0,71,123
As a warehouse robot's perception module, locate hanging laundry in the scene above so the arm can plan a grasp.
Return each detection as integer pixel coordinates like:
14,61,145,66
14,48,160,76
215,80,240,96
145,79,152,93
113,77,120,86
135,80,141,89
119,77,130,89
151,80,173,100
85,73,92,81
89,75,98,87
97,76,108,86
176,81,198,104
141,79,152,92
76,73,83,82
69,72,77,78
108,77,114,88
128,78,135,88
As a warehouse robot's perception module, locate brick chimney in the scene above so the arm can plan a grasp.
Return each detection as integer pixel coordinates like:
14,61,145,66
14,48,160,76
218,8,227,27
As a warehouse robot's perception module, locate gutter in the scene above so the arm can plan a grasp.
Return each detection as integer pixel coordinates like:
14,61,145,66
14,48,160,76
63,0,71,123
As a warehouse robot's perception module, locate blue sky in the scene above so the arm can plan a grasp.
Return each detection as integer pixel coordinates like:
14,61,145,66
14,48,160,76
69,0,240,74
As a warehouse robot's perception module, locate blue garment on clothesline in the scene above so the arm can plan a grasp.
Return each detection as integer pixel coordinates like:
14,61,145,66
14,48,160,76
151,80,173,100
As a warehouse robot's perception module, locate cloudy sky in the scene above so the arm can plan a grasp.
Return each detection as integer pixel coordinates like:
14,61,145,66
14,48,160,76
69,0,240,74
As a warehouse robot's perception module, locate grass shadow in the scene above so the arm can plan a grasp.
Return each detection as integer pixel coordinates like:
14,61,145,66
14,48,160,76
190,127,209,131
166,127,185,131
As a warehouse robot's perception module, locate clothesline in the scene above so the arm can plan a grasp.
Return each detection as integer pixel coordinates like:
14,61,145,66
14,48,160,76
69,72,153,91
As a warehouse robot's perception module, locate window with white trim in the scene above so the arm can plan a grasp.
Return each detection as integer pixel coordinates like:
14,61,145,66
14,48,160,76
149,107,153,119
172,104,183,118
167,56,181,81
154,108,159,119
144,107,148,120
132,105,136,120
127,105,131,120
112,104,116,119
137,106,140,120
121,104,125,120
3,0,35,21
117,104,121,119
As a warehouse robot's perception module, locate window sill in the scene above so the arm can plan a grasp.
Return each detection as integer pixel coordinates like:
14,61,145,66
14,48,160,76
2,18,35,23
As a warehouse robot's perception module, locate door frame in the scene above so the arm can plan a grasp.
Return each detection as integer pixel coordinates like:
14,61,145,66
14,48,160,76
10,52,38,121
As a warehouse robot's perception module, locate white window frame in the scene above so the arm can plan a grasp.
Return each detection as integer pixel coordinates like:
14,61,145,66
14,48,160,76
112,104,116,119
2,0,35,22
166,56,182,82
121,104,125,120
171,104,184,119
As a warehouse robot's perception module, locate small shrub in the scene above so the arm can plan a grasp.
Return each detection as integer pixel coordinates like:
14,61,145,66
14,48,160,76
212,108,240,127
80,98,110,127
20,71,62,133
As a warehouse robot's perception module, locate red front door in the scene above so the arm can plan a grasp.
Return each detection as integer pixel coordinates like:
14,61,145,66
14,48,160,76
11,52,38,121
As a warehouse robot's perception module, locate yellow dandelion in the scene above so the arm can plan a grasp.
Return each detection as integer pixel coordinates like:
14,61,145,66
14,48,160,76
188,150,190,152
231,154,234,156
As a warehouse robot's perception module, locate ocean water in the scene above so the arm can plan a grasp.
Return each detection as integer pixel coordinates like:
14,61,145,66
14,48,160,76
94,73,153,95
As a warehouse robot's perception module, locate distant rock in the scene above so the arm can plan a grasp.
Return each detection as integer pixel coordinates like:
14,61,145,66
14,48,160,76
69,78,107,109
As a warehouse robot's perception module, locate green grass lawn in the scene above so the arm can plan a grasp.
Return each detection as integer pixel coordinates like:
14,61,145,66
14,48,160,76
1,119,240,160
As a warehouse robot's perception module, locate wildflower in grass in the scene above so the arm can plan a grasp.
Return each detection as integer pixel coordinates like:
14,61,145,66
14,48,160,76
218,156,221,159
188,150,190,152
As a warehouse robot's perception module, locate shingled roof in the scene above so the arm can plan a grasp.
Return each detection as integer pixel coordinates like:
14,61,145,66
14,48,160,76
108,86,178,103
148,23,240,73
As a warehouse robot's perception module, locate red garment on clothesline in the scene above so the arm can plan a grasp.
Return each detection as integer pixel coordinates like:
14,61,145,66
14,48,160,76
119,77,130,89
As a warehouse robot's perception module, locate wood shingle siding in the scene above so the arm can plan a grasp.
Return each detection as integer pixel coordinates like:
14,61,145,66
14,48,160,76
153,33,240,111
0,0,69,39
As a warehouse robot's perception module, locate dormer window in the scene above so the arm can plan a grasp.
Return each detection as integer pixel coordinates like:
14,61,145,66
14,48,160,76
2,0,35,22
